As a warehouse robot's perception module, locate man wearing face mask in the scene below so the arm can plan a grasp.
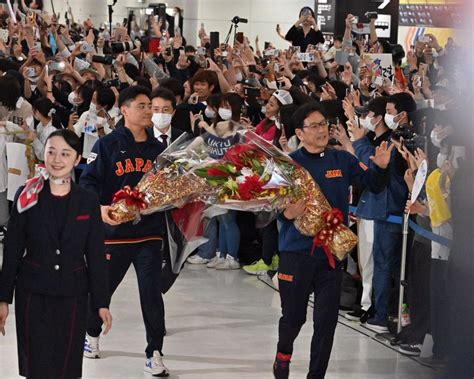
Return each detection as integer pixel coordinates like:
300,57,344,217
69,87,117,157
150,88,186,293
22,59,44,103
343,97,390,322
353,93,416,333
151,88,185,147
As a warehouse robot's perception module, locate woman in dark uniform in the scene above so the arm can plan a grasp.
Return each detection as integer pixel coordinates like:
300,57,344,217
0,129,112,378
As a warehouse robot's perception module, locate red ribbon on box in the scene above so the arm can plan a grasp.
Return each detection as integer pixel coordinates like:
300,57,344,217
311,208,344,269
112,186,148,210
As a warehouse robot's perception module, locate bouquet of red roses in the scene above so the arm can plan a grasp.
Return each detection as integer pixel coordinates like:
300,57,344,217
193,133,301,212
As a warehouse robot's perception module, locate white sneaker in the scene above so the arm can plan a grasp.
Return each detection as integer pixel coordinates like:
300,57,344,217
186,254,210,264
144,351,169,377
206,254,225,268
84,334,100,359
215,255,240,270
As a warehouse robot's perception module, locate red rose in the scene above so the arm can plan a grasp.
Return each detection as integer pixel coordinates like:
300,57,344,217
237,175,264,200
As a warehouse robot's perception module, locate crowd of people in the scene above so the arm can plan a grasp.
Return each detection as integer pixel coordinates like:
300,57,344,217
0,1,472,379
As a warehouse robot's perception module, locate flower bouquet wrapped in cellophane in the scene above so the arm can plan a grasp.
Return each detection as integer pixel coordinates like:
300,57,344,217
109,133,216,223
193,130,357,261
193,131,302,212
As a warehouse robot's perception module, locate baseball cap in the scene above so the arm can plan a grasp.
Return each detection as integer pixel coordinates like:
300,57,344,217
355,96,388,116
272,89,293,106
79,68,102,81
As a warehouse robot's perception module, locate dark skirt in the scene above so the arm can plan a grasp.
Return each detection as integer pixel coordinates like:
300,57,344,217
15,288,87,379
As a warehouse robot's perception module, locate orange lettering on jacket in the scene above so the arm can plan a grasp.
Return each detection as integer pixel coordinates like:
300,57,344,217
142,160,153,173
115,162,124,176
135,158,145,172
125,159,135,173
278,273,294,282
325,169,343,179
115,159,154,176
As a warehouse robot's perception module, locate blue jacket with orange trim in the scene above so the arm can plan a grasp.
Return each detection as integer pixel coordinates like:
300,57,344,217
80,125,166,244
278,147,389,257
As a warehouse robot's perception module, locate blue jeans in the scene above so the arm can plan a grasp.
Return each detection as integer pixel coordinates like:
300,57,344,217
372,220,402,324
217,211,240,259
197,217,218,259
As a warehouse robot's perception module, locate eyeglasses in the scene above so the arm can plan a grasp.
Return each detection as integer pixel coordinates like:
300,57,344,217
302,120,329,129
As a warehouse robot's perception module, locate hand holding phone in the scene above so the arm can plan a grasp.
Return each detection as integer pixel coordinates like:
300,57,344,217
189,93,199,105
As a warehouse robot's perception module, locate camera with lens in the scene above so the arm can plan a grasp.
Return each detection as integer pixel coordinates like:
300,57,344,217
392,125,414,141
104,78,121,88
92,55,116,65
232,16,248,24
110,41,135,54
100,39,136,57
402,136,425,155
392,125,425,154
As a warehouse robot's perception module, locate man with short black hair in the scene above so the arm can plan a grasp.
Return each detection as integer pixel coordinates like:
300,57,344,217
274,102,393,379
80,85,169,377
384,92,417,131
151,88,185,146
361,92,416,333
344,96,391,322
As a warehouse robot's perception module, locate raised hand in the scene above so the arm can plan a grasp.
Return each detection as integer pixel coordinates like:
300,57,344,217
370,141,395,169
347,118,365,141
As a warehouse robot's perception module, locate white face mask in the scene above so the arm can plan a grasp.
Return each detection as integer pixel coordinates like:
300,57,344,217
67,91,76,105
204,107,216,119
218,107,232,121
261,105,267,115
384,113,401,130
89,102,97,114
360,115,379,132
152,113,173,130
235,71,243,82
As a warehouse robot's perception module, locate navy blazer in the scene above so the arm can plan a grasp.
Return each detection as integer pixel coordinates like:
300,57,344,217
0,183,109,309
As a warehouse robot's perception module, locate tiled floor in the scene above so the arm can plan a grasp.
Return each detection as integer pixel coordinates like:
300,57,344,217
0,263,439,378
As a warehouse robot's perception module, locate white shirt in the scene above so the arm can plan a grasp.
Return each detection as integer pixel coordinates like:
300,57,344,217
153,125,172,146
73,110,112,138
73,110,118,156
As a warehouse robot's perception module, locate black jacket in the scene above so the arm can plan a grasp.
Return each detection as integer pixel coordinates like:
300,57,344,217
0,183,109,309
170,126,186,142
285,25,325,52
80,125,166,243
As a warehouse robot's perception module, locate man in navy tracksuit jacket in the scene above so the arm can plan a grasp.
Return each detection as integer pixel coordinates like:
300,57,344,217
80,86,170,377
273,103,393,379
